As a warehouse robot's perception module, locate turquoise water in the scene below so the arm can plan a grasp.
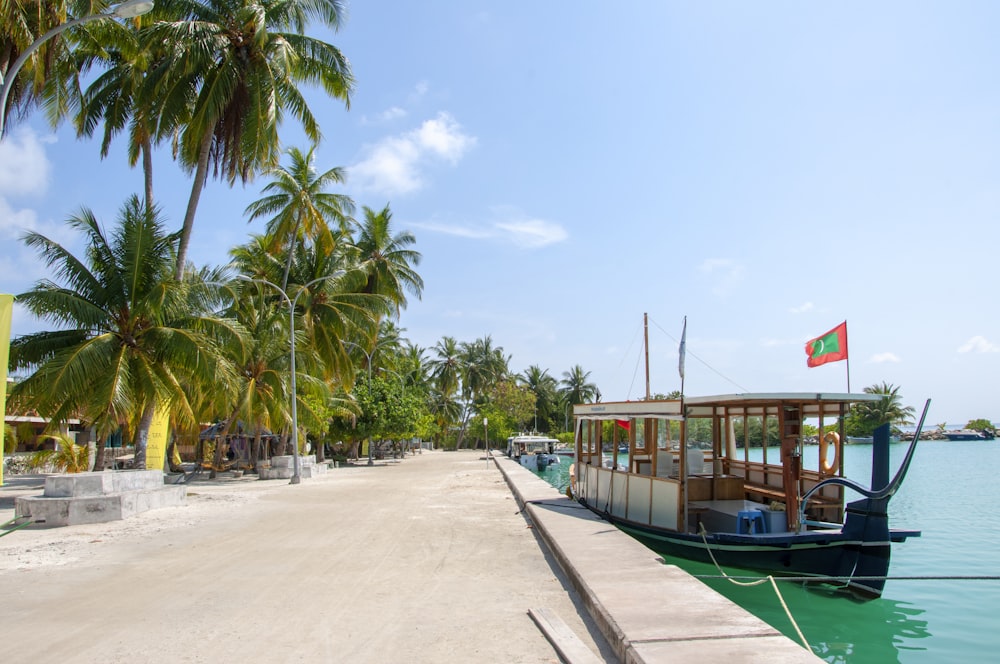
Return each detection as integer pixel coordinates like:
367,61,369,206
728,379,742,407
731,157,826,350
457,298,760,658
534,439,1000,662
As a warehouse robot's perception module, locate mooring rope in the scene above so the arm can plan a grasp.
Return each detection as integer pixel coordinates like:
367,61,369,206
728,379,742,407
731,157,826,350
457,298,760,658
693,574,1000,582
698,525,810,650
516,499,589,515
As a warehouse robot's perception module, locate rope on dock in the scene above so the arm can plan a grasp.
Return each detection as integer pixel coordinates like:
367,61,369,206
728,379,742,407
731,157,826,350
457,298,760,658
693,574,1000,583
697,525,810,650
517,500,589,515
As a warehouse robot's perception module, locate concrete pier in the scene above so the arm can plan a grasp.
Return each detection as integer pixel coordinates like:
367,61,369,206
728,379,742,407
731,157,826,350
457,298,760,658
0,450,819,662
496,454,820,663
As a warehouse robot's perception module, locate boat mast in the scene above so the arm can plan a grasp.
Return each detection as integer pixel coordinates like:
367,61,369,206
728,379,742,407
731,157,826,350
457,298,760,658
644,312,651,400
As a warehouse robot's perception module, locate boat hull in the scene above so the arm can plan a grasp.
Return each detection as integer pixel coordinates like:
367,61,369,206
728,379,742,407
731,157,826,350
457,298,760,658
518,454,560,471
581,503,918,599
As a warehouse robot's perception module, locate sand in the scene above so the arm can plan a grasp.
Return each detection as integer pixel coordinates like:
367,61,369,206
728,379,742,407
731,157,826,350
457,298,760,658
0,450,616,663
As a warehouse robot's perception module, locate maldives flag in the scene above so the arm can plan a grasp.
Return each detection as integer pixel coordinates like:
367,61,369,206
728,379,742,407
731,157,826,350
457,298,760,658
805,322,849,367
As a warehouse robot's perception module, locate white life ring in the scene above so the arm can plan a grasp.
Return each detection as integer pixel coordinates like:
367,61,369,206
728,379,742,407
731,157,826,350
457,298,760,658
820,431,841,474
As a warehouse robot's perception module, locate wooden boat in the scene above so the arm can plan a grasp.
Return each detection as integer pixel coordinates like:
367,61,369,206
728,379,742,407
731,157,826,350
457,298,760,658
505,434,561,471
571,393,929,599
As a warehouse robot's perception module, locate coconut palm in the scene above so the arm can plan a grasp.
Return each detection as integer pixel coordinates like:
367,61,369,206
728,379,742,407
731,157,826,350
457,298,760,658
70,15,160,209
560,365,600,408
429,336,462,400
849,382,916,436
245,144,355,290
518,365,558,432
353,204,424,318
143,0,355,278
8,195,233,469
455,336,509,448
0,0,85,134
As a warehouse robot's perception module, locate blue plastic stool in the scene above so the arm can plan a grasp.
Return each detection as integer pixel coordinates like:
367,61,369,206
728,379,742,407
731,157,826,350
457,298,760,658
737,510,767,535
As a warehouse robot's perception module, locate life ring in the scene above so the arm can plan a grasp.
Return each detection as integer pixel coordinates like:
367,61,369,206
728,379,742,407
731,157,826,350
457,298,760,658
820,431,840,474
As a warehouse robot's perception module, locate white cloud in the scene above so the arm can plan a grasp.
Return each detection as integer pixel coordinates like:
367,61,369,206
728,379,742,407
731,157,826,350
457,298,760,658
958,336,1000,353
870,352,901,363
411,209,567,250
698,258,744,296
495,218,567,249
361,106,407,126
0,128,53,197
350,112,476,195
415,113,475,163
0,197,40,239
789,302,814,314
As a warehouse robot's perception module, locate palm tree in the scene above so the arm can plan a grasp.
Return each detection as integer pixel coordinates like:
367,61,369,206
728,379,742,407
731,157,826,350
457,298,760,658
0,0,85,134
519,365,558,432
560,365,600,407
849,382,916,436
455,336,509,448
143,0,355,279
245,145,355,290
353,204,424,318
429,336,462,400
71,15,160,210
8,195,232,469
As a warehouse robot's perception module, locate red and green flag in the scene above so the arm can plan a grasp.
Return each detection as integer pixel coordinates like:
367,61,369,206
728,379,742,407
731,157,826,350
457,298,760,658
805,321,848,367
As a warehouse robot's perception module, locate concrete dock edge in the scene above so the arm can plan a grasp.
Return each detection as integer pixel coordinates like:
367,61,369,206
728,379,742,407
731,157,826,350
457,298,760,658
494,453,821,663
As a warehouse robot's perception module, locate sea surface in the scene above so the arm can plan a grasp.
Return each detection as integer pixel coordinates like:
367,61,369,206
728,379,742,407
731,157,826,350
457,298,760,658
532,439,1000,662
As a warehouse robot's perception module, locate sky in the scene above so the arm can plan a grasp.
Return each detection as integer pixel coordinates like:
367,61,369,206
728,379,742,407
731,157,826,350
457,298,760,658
1,1,999,426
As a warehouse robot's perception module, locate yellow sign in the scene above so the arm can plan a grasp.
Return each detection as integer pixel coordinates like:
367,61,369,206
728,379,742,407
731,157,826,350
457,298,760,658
145,405,171,471
1,294,13,486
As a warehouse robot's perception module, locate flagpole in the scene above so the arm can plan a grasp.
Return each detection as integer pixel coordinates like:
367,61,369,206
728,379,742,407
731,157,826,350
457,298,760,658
678,316,687,396
845,320,851,392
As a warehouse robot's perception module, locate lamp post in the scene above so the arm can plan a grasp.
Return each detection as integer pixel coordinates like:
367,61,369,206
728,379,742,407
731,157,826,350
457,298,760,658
0,1,155,141
483,417,489,468
239,274,342,484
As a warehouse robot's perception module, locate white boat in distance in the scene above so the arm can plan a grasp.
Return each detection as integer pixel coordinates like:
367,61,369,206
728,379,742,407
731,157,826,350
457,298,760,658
505,434,561,471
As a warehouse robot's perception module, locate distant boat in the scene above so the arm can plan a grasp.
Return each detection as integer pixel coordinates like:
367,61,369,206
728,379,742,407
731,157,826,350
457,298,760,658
943,429,993,441
505,434,561,471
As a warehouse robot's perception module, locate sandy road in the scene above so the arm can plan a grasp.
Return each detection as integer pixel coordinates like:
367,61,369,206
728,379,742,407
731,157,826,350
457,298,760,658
0,451,615,663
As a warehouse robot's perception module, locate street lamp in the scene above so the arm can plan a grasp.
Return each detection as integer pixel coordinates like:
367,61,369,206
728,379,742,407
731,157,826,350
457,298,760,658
238,274,342,484
0,1,155,141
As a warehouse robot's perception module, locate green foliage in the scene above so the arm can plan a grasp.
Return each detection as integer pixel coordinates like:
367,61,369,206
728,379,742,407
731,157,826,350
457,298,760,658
29,433,89,473
730,417,781,448
966,418,995,432
480,380,536,438
846,382,915,437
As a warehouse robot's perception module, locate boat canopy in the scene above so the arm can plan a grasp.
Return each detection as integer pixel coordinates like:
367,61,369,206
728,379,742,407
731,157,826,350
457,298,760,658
574,392,882,421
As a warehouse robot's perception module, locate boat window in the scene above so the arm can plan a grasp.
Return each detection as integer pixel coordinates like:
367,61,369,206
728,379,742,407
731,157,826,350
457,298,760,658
636,419,651,453
656,419,676,449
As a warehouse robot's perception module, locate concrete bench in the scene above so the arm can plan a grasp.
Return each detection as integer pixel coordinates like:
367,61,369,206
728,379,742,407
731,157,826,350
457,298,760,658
15,470,186,526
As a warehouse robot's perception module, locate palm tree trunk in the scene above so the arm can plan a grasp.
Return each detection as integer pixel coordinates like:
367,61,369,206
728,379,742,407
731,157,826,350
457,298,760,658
210,406,240,479
142,136,154,213
280,218,302,291
132,403,156,470
175,128,215,280
250,429,262,472
90,435,107,472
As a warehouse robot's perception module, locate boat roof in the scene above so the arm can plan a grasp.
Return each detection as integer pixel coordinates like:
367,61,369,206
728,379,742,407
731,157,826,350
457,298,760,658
573,392,882,420
508,434,560,442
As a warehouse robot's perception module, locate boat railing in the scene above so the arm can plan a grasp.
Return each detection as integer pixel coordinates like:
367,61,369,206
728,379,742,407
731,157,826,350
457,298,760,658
796,399,930,531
